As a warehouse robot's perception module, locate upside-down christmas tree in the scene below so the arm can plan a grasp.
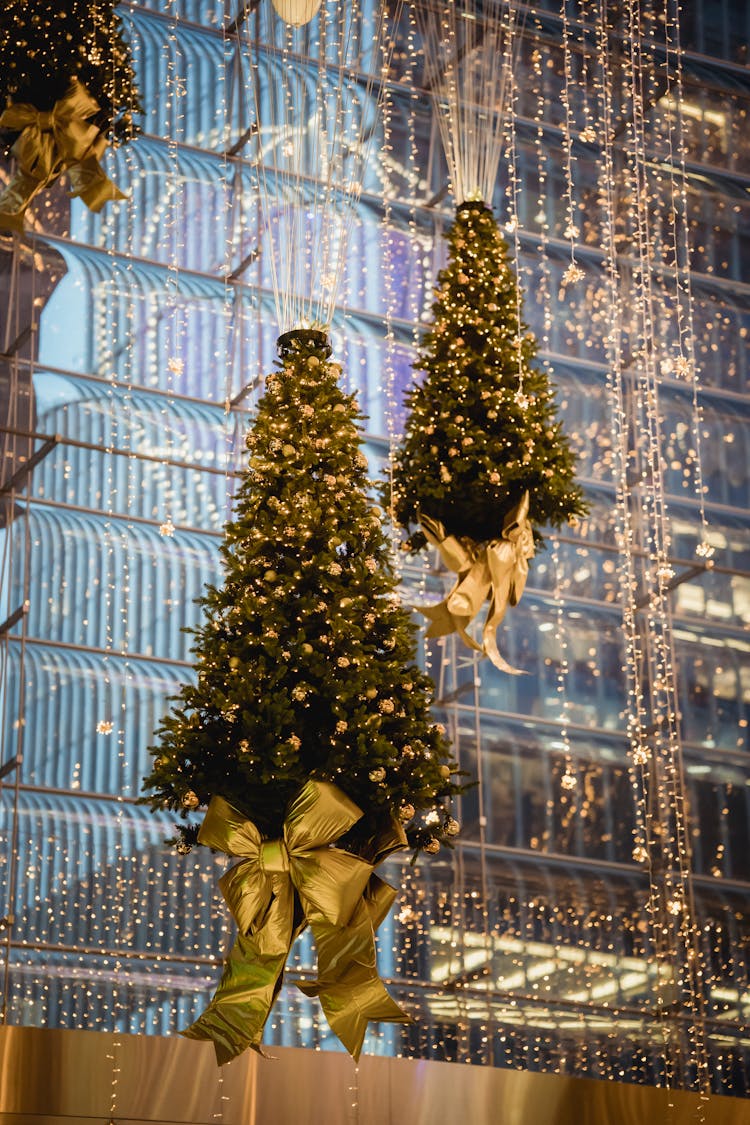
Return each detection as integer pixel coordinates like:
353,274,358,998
0,0,140,231
390,202,586,549
142,329,463,1063
386,1,586,671
387,203,586,670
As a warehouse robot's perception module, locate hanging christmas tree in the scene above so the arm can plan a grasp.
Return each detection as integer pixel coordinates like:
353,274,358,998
384,1,586,671
0,0,141,231
387,203,587,669
142,329,463,1063
390,201,586,548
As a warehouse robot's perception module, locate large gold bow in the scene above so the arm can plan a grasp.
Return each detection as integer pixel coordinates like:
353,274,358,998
419,491,535,674
0,81,126,232
182,780,410,1064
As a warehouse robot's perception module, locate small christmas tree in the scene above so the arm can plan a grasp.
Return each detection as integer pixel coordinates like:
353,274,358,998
387,201,586,552
0,1,140,142
142,330,462,854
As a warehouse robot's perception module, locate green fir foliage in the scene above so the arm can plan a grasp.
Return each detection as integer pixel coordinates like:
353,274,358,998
142,333,464,856
0,0,141,142
387,202,587,551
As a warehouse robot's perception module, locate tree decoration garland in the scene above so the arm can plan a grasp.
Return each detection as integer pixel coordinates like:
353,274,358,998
0,0,141,230
142,330,464,1062
386,201,587,669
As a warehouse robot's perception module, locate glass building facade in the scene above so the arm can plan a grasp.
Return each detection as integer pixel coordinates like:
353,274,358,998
0,0,749,1097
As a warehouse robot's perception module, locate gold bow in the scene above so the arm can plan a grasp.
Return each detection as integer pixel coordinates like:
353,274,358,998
419,491,535,674
0,81,126,232
182,780,410,1064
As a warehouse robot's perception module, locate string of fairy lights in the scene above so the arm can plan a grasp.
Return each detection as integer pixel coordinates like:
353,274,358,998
108,3,130,1109
241,0,404,333
602,0,675,1081
632,0,710,1091
2,0,750,1098
528,33,554,355
591,0,712,1093
504,52,528,405
660,0,713,561
0,226,35,1024
415,0,518,209
557,0,584,292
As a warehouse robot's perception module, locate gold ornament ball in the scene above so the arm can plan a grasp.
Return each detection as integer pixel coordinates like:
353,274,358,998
444,817,460,837
424,838,440,855
176,841,192,856
399,803,415,822
181,790,200,810
369,767,386,783
439,765,451,779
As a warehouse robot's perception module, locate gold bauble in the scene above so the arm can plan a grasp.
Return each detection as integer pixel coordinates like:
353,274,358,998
181,790,200,810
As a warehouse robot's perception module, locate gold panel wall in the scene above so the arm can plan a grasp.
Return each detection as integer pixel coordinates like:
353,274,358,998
0,1027,748,1125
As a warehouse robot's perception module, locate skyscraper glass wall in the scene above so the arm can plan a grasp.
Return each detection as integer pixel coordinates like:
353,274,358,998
0,0,748,1097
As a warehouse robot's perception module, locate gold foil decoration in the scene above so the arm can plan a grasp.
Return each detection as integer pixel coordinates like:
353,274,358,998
419,491,535,674
0,80,126,232
182,780,410,1064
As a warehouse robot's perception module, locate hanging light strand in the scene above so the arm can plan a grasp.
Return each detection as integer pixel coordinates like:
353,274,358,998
610,0,711,1094
595,0,668,1070
558,0,583,290
243,0,403,332
504,38,525,400
415,0,519,206
660,0,713,560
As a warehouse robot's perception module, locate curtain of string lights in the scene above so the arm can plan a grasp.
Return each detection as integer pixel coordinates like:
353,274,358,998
0,0,749,1099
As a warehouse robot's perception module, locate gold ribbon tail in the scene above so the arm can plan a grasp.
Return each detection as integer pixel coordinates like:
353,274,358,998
67,153,127,211
0,170,48,232
67,133,126,210
482,621,524,675
481,543,522,673
300,875,412,1061
480,492,536,672
181,926,293,1065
